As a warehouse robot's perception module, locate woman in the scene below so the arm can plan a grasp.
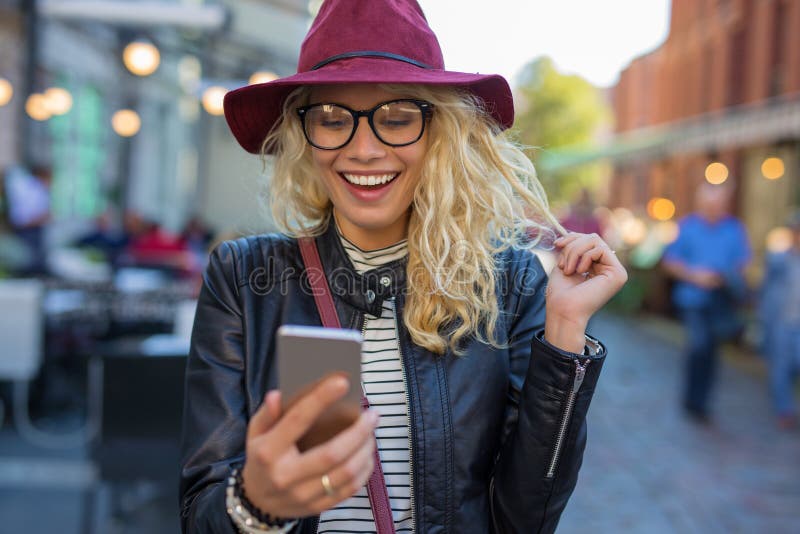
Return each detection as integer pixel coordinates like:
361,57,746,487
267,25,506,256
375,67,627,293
180,1,627,533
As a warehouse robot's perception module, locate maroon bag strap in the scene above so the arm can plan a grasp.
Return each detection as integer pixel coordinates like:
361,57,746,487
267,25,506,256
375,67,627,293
298,237,397,534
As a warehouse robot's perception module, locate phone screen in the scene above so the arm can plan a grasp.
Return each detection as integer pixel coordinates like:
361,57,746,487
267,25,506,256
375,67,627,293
277,325,363,450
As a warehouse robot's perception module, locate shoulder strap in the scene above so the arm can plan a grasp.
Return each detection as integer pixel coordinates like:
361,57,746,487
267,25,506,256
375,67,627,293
297,236,341,328
297,237,397,534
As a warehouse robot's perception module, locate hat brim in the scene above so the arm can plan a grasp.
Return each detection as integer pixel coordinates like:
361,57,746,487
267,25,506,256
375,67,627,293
223,57,514,154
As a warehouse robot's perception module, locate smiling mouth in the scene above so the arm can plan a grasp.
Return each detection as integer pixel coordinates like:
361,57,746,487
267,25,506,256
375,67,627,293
340,173,398,187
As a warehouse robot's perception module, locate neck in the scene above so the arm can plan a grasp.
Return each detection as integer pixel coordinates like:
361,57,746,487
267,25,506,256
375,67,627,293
333,211,409,251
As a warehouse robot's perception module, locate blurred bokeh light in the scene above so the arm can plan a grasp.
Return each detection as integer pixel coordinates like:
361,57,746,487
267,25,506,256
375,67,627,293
647,197,676,221
654,220,680,244
620,216,648,246
766,226,793,253
760,157,785,180
43,87,72,116
201,86,227,116
123,40,161,77
249,71,279,85
704,162,729,185
111,109,142,137
0,77,12,106
25,93,51,121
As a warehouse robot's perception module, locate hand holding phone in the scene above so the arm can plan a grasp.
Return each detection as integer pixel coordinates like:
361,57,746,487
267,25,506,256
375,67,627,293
240,325,378,516
242,378,380,518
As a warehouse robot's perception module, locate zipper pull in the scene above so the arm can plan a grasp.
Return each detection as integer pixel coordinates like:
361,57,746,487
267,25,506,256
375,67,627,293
572,359,589,393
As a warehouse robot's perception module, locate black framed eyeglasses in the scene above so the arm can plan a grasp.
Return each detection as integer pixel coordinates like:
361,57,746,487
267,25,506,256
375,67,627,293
296,99,434,150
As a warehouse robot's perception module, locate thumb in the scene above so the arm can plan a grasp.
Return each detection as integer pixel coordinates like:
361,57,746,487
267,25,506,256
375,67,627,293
247,390,282,440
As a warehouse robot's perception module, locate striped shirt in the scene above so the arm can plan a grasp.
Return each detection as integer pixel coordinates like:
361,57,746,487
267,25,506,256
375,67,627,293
317,234,413,533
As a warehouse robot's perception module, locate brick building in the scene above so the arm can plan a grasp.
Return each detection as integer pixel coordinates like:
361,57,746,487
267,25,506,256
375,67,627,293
610,0,800,265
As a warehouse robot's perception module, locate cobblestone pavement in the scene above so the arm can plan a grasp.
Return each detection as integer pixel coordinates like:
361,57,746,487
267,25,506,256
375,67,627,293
558,314,800,534
1,313,798,533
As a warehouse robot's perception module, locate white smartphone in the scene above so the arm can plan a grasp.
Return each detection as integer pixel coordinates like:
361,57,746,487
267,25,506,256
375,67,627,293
276,325,363,451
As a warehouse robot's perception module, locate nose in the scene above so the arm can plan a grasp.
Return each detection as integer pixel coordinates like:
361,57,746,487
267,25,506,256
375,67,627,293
344,117,386,161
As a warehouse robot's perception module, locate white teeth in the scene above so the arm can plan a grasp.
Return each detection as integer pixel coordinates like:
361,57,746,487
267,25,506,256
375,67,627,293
342,173,397,186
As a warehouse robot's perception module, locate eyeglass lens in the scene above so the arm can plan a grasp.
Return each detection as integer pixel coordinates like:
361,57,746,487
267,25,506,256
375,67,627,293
303,101,425,149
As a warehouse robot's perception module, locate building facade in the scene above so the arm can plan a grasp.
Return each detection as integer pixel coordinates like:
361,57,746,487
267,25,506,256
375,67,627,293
610,0,800,270
1,0,311,243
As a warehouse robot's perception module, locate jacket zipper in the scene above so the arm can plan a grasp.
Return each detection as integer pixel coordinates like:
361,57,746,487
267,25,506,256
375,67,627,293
545,359,589,479
390,298,416,533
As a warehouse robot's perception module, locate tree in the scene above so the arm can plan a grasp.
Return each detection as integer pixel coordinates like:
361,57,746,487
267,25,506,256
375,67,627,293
512,56,612,205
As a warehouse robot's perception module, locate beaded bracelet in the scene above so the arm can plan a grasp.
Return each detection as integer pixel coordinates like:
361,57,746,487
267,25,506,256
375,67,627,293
226,465,298,533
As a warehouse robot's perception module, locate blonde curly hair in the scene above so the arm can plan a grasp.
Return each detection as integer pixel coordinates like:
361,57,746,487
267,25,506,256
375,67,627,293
262,84,562,354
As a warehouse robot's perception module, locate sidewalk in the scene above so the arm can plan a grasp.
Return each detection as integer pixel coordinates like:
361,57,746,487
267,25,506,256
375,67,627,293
558,313,800,534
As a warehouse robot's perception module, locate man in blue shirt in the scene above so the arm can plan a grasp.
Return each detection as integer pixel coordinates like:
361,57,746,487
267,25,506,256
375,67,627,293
663,182,751,423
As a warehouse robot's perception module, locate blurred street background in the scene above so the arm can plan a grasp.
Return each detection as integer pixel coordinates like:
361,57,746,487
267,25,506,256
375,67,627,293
0,1,799,533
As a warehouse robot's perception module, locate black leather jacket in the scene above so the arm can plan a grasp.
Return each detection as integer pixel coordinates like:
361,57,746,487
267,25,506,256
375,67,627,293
180,222,606,533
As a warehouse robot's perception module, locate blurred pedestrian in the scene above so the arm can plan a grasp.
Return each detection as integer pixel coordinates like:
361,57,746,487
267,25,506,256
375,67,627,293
179,1,627,533
759,211,800,430
560,187,603,236
72,207,131,267
3,164,51,275
662,181,751,423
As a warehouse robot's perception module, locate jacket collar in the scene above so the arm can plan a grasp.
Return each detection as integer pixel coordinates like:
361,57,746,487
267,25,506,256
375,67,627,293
313,220,408,316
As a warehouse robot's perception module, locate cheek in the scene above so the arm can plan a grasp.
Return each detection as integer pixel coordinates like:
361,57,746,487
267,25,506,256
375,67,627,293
310,151,334,172
401,152,426,193
310,153,340,187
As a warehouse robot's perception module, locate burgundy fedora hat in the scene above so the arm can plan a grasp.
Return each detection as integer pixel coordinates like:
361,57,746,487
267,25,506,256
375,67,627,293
223,0,514,154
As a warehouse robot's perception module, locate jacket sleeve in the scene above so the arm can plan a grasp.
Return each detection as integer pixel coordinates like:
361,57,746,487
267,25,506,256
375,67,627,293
179,241,247,533
490,249,606,534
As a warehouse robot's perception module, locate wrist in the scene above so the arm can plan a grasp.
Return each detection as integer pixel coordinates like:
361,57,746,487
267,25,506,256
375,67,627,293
241,463,268,512
227,465,297,533
544,314,587,354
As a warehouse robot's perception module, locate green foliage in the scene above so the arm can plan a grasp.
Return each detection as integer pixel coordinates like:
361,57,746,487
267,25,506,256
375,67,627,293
512,57,612,203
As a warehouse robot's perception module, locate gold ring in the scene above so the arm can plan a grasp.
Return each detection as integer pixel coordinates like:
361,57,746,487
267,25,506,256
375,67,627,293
321,474,335,497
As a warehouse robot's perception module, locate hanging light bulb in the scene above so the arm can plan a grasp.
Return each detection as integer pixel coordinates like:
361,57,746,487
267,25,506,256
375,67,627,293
646,197,676,221
0,78,13,107
705,162,729,185
123,40,161,76
202,86,227,116
25,93,51,121
249,71,278,85
44,87,73,115
761,157,785,180
112,109,141,137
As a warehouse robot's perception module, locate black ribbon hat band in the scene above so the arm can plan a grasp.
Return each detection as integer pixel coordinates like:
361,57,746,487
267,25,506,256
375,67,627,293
311,51,435,71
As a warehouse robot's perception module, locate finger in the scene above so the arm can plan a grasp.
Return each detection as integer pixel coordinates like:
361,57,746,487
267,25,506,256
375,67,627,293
553,233,582,249
575,246,608,274
271,435,375,515
307,439,376,514
323,437,376,499
247,390,283,441
561,235,599,275
269,375,350,450
294,409,380,481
